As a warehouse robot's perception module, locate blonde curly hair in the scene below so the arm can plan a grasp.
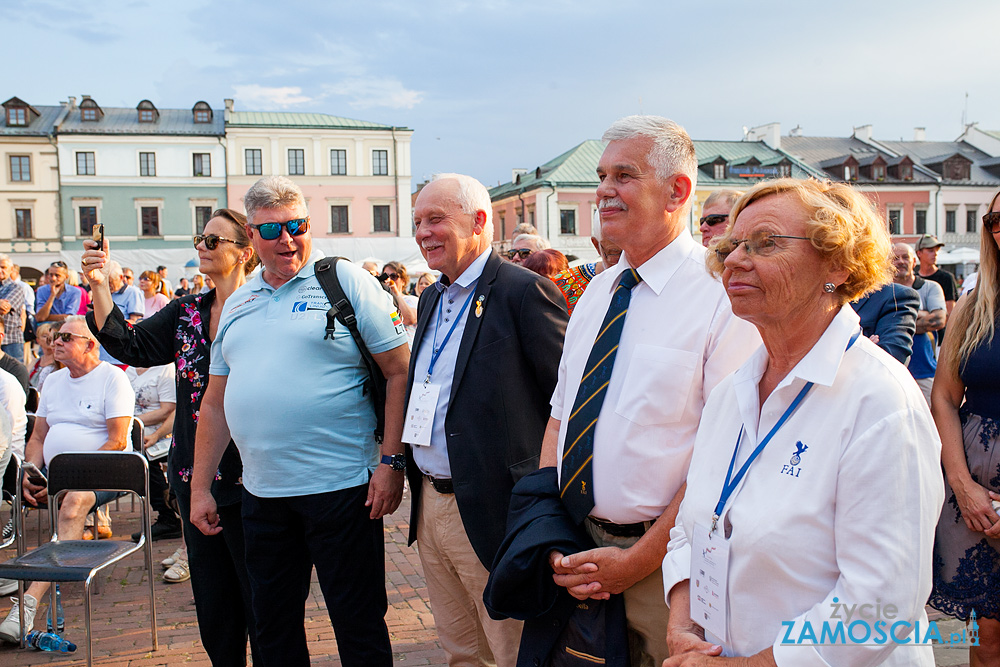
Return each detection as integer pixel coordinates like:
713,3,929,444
705,178,893,305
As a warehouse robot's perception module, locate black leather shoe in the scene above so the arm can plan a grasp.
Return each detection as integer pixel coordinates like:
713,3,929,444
133,517,182,542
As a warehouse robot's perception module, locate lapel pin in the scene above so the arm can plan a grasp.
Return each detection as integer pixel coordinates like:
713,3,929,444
475,295,485,318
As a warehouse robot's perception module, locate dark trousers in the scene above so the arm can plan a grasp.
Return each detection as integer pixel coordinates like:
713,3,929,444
149,461,174,519
175,489,261,667
241,484,392,667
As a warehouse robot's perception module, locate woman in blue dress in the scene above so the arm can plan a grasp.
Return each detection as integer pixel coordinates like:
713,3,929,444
930,189,1000,666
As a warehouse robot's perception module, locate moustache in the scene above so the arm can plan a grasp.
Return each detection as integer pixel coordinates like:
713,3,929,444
598,197,626,210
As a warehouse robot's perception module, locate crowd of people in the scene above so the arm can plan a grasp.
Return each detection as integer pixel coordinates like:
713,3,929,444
0,113,995,667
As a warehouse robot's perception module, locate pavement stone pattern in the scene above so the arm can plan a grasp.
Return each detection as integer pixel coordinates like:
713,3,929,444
0,489,974,666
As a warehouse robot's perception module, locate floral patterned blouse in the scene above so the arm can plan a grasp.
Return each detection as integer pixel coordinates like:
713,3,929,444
87,290,244,506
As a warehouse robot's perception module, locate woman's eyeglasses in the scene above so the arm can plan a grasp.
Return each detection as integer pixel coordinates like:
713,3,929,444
504,249,533,260
714,234,812,260
194,234,243,250
249,217,310,241
983,212,1000,234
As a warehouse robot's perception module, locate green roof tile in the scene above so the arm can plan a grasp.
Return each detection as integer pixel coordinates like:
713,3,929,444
227,111,403,130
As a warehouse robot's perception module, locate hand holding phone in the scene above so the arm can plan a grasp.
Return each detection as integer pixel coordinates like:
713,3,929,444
92,223,104,251
23,461,47,488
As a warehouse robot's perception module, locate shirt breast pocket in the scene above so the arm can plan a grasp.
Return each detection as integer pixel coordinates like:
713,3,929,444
614,345,699,427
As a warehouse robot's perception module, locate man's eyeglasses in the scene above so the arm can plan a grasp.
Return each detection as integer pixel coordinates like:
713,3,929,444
983,212,1000,234
700,214,729,227
54,331,93,344
194,234,243,250
714,234,812,261
249,217,310,241
504,249,533,260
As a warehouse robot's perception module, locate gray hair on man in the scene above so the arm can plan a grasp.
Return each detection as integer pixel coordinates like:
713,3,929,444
105,259,123,279
432,173,494,241
62,315,98,342
602,115,698,193
243,175,307,223
514,234,551,251
703,189,744,212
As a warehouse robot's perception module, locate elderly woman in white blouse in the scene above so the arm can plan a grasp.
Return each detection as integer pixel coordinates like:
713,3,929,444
661,179,945,667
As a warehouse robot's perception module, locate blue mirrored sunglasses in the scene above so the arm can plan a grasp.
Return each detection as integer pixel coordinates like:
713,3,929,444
249,217,310,241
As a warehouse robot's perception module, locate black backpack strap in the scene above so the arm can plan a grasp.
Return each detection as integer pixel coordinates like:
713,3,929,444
314,257,387,443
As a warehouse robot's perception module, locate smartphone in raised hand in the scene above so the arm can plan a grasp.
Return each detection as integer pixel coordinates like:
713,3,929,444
91,223,104,250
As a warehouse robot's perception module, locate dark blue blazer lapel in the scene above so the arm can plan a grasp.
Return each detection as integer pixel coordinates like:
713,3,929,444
449,252,501,405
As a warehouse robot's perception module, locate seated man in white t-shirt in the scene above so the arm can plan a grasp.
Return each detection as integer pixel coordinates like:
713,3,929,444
0,316,134,643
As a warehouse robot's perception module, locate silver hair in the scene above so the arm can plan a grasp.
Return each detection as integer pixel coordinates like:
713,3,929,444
105,259,123,279
513,234,550,251
703,189,744,212
243,175,306,223
62,315,97,341
602,115,698,191
0,254,9,264
431,173,494,241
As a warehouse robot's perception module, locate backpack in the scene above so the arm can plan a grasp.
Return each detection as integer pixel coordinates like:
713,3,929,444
314,257,388,444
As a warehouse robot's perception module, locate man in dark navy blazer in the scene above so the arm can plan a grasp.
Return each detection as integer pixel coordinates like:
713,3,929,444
404,173,568,667
851,281,920,364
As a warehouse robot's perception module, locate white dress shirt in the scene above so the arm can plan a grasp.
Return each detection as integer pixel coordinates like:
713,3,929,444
551,229,760,523
662,305,943,666
410,248,492,479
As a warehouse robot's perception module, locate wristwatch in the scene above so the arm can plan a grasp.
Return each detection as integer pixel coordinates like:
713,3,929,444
380,453,406,471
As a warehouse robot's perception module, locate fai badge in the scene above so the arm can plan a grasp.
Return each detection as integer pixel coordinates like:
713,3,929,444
790,441,808,466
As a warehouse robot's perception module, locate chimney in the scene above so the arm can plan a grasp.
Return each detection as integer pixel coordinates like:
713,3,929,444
914,127,926,141
224,98,234,112
67,96,76,109
746,123,781,150
81,94,92,101
512,168,527,183
853,124,873,142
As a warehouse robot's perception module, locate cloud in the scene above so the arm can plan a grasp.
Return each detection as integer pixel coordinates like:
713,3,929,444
231,85,313,108
323,78,424,110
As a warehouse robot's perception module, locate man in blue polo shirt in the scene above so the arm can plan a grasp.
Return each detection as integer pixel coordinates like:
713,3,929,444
190,175,410,667
35,261,81,323
893,242,946,405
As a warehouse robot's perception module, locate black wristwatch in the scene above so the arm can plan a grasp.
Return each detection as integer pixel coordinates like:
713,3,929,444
380,453,406,471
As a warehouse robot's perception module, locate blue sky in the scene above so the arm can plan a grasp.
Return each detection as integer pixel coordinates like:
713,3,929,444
7,0,999,189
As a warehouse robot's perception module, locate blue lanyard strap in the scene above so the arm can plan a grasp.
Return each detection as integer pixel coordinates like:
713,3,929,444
711,330,860,532
425,289,476,382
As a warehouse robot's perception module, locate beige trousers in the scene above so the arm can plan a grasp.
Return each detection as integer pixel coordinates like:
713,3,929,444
584,520,670,667
417,478,523,667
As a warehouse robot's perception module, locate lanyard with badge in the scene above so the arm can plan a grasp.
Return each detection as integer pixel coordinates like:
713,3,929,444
402,290,476,446
690,330,860,642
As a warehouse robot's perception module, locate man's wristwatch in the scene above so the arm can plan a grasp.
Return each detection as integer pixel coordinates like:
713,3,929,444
380,453,406,471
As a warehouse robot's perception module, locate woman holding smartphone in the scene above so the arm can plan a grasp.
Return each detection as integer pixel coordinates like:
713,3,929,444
81,209,261,667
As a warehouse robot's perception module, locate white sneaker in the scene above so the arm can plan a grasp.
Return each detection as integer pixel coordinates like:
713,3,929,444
161,546,187,569
0,579,17,596
0,594,37,644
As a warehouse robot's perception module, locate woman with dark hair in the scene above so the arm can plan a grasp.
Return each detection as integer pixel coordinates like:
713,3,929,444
522,248,569,281
79,208,262,666
929,189,1000,666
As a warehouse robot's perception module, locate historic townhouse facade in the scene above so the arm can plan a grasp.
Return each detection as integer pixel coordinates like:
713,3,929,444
224,100,417,263
0,97,70,276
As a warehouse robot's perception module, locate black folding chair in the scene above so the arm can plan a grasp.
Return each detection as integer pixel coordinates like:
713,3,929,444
0,451,21,552
0,451,157,665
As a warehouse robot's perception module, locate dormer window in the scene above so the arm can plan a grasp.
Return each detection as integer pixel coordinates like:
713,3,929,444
192,101,212,124
873,165,885,180
136,100,159,123
79,97,103,122
82,108,97,121
139,109,154,122
713,163,725,179
900,164,912,180
6,107,26,126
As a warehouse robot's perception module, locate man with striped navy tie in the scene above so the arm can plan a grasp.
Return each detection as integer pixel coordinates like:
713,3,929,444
539,116,760,665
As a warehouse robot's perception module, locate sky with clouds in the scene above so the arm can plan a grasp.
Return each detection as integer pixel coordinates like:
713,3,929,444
6,0,999,189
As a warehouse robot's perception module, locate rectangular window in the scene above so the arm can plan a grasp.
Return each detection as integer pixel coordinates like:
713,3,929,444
76,151,95,176
330,205,349,234
288,149,305,176
139,152,156,177
915,209,927,234
373,205,391,232
193,153,211,177
138,109,155,123
141,207,160,236
560,209,577,235
194,109,211,123
7,108,26,126
330,149,347,175
14,209,32,238
945,209,956,233
713,163,725,180
372,149,388,176
195,206,212,234
79,206,97,236
967,208,978,233
81,107,97,121
245,148,262,176
887,209,901,235
9,155,30,182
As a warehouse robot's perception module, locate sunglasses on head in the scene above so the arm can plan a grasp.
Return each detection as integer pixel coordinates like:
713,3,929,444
194,234,243,250
54,331,92,343
700,214,729,227
50,261,68,269
984,212,1000,234
504,249,533,260
249,217,310,241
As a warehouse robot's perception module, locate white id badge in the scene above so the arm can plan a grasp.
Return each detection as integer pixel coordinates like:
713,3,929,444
402,383,440,447
690,522,730,642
